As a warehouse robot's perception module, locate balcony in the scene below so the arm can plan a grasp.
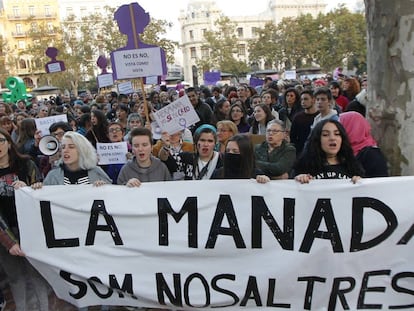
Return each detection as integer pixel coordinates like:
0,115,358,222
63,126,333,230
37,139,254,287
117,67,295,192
12,32,27,38
7,12,57,20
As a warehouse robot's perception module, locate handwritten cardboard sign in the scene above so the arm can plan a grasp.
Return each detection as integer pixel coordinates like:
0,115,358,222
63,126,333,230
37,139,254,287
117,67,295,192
153,95,200,134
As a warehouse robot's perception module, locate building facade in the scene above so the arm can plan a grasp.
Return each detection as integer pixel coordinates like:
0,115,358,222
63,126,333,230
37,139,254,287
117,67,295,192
179,0,327,85
0,0,60,88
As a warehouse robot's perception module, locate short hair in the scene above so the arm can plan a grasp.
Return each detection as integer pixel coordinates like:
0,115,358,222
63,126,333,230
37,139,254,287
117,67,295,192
49,121,72,133
61,131,97,170
300,89,314,97
129,127,152,145
118,94,128,102
262,89,278,100
80,105,91,113
186,87,196,94
127,113,144,126
216,120,238,136
267,119,286,131
212,86,221,93
78,113,91,128
108,121,125,133
314,87,332,100
193,124,217,146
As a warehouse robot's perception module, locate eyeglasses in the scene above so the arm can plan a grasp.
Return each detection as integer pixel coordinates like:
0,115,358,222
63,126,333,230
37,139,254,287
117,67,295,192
109,128,122,133
52,131,65,138
266,129,285,135
0,138,7,144
231,109,243,113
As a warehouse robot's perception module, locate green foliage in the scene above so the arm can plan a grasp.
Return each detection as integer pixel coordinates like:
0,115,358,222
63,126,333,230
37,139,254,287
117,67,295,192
197,16,250,79
248,6,367,72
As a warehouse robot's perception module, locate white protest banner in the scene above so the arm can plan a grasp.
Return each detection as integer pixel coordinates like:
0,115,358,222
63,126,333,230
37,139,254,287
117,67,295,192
284,70,296,80
112,47,163,79
153,95,200,134
97,73,114,88
16,177,414,310
35,114,68,136
96,142,128,165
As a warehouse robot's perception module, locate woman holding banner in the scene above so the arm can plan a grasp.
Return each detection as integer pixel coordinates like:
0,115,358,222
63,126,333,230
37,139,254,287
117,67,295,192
0,128,50,311
39,131,111,186
294,119,363,183
212,134,270,183
165,124,222,180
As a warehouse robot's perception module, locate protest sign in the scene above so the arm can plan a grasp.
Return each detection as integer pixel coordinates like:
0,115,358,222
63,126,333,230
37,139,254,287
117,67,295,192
284,70,297,80
112,47,163,79
117,81,134,95
97,74,114,88
96,142,128,165
35,114,68,136
153,95,200,134
16,177,414,310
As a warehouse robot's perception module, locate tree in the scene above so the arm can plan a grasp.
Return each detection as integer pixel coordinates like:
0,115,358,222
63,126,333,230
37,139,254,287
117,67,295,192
248,7,366,72
365,0,414,175
197,16,250,79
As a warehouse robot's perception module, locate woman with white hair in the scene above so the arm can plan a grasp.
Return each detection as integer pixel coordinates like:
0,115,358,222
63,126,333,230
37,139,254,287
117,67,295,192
39,131,111,185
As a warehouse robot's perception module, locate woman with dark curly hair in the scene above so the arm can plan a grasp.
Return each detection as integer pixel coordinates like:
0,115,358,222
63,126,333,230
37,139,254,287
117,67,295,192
85,109,110,148
294,119,363,183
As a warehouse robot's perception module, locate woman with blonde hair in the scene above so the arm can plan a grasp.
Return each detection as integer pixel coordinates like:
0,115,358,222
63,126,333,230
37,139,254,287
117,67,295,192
215,120,238,154
41,131,111,185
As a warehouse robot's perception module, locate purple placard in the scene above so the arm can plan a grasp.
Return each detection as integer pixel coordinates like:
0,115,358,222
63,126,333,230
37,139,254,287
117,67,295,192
109,3,167,80
45,47,65,73
203,71,221,85
249,77,264,87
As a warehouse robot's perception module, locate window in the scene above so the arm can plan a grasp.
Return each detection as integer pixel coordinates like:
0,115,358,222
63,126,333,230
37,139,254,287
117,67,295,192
29,6,35,16
18,41,25,50
19,59,27,69
201,47,209,59
189,30,194,40
16,24,23,34
238,44,246,56
31,22,38,31
47,23,54,33
237,27,244,38
66,7,73,16
13,6,20,17
44,5,51,16
80,7,87,17
252,27,258,37
190,47,197,59
202,29,207,37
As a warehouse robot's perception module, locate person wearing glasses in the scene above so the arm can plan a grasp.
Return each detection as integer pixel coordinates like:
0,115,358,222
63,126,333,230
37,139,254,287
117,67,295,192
229,101,250,133
0,128,50,311
102,122,129,184
254,120,296,179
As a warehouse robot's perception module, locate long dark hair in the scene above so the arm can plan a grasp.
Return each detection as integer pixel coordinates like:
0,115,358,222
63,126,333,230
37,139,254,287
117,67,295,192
251,103,274,134
224,134,255,178
0,128,32,178
294,119,363,176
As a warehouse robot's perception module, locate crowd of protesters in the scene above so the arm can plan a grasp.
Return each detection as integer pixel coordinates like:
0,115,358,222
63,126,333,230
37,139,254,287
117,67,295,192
0,72,388,310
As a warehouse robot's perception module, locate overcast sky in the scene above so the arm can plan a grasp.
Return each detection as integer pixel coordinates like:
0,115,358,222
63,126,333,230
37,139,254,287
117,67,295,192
115,0,362,41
